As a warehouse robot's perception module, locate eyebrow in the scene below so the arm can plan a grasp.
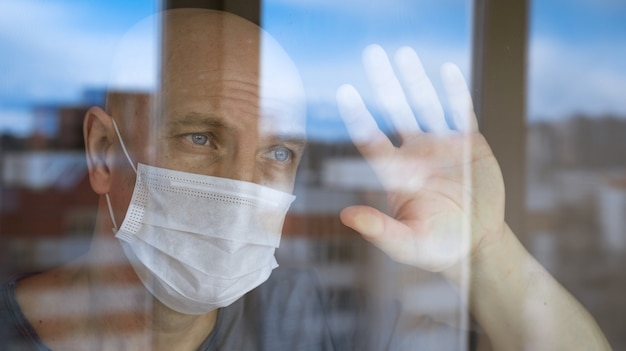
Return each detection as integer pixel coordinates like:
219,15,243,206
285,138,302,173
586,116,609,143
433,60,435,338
271,134,307,149
167,112,235,132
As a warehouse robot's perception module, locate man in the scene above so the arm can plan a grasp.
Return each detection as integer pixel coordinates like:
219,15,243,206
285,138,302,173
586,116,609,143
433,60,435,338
0,8,610,350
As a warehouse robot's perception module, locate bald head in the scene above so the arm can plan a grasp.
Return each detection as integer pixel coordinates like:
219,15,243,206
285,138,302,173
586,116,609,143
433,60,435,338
107,9,305,138
159,9,305,137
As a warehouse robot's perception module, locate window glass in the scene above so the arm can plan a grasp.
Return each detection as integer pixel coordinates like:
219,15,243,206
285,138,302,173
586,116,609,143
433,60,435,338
1,1,482,349
527,0,626,348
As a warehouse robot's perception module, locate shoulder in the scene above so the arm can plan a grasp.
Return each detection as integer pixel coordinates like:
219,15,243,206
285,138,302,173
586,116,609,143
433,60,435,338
0,274,50,351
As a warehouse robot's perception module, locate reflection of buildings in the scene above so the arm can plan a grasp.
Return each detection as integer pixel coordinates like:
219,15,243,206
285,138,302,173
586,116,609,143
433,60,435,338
1,94,103,280
19,99,626,347
4,92,625,346
526,115,626,349
527,115,626,233
598,178,626,252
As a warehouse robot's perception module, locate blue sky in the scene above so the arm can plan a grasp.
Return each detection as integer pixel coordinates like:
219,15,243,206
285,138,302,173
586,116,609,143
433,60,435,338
0,0,625,139
528,0,626,120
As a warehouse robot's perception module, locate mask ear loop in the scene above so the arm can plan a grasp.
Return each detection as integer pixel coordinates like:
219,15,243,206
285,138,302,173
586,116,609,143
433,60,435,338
106,118,138,233
106,193,119,233
110,118,137,173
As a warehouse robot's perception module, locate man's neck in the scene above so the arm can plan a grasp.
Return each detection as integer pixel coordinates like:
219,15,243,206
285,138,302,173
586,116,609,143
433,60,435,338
150,300,218,350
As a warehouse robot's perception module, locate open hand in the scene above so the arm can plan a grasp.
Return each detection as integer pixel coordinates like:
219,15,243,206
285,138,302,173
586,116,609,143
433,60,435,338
336,45,505,273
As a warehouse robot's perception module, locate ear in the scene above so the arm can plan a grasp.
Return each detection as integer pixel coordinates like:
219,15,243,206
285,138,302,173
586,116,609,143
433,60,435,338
84,107,116,195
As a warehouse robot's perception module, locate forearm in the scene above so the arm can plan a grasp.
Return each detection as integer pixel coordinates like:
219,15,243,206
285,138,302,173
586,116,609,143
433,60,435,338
469,225,610,350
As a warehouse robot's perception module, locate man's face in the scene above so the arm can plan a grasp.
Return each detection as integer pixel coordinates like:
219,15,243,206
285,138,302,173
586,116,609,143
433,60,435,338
142,10,306,193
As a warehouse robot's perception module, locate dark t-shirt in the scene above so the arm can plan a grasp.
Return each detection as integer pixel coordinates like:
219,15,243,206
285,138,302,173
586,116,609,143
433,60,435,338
0,269,338,350
1,269,463,350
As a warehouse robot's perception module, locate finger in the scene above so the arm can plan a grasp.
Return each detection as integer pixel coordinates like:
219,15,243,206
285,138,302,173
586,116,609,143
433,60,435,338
394,46,449,134
362,44,422,138
339,205,415,258
340,205,469,272
336,84,394,157
441,63,478,133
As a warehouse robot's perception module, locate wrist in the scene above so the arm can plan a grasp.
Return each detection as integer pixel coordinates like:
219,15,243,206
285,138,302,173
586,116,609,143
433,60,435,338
472,223,514,270
441,222,514,285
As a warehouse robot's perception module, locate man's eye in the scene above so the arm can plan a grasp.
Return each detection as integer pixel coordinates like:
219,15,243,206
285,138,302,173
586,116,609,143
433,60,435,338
186,133,210,146
267,147,292,162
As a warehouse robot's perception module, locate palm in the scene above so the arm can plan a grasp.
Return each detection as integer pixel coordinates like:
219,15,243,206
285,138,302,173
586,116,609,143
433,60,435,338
336,45,505,272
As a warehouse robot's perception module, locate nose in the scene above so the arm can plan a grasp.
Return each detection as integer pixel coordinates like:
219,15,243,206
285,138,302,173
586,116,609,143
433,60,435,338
217,144,262,185
227,161,261,185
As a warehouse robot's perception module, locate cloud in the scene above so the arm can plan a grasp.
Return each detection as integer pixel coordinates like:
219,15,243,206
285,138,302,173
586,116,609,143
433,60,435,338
299,41,470,104
528,37,626,120
0,1,148,105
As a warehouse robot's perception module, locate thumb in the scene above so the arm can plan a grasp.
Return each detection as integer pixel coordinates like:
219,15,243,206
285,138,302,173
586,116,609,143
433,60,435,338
340,205,411,252
340,205,464,271
340,205,385,239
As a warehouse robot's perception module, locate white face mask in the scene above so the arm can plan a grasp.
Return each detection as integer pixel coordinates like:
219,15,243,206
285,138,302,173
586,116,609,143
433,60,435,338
106,120,295,314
